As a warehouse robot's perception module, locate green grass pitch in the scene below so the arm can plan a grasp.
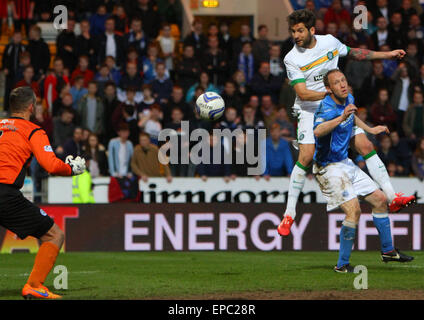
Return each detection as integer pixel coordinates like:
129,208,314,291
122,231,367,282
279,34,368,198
0,251,423,300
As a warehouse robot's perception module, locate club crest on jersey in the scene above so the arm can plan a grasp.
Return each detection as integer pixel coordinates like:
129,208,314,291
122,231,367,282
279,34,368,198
44,145,53,152
327,51,334,60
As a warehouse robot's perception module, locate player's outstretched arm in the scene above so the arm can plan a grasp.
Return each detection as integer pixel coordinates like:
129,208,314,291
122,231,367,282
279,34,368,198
29,129,80,176
354,115,390,135
293,82,329,101
348,48,406,61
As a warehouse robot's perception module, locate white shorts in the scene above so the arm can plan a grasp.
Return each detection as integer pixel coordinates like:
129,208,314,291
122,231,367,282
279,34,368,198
295,108,365,145
313,158,378,211
296,109,316,144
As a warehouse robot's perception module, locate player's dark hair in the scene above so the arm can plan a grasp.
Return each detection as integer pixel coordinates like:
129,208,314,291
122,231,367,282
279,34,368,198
323,69,342,87
287,9,316,30
9,86,36,113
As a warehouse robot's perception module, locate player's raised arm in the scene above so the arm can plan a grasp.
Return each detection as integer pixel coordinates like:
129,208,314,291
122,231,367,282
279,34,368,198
314,104,356,137
348,47,406,61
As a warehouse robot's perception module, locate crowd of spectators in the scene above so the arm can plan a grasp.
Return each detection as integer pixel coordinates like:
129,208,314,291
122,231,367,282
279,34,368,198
1,0,424,191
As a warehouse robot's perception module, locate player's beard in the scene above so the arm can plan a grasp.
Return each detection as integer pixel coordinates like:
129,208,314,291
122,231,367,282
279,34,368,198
300,31,313,48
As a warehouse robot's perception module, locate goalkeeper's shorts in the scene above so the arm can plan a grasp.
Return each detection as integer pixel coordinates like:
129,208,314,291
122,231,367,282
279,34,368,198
0,184,54,239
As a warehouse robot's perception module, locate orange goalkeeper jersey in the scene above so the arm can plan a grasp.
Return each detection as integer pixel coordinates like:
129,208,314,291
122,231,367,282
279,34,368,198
0,117,72,188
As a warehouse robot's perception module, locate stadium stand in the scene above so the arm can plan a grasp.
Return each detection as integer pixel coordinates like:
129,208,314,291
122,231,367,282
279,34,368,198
1,0,424,204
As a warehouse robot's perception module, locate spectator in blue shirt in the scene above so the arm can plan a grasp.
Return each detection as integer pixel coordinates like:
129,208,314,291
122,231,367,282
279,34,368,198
151,62,173,106
142,43,165,84
105,56,122,84
70,75,88,110
89,4,109,37
264,123,294,178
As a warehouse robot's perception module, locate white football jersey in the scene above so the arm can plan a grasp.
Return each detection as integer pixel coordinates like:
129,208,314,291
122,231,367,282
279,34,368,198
284,34,350,112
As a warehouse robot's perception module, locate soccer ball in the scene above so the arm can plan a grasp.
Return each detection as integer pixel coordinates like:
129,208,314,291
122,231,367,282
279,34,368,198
195,92,225,121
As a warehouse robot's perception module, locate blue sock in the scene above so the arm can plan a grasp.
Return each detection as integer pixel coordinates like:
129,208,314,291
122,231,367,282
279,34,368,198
337,222,356,268
372,213,394,253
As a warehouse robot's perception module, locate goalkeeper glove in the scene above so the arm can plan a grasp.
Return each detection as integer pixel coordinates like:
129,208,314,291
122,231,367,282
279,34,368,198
65,155,86,175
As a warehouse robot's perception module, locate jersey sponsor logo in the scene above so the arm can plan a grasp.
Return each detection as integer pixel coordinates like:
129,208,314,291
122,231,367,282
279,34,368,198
44,145,53,152
40,209,47,216
314,74,324,81
0,124,17,131
0,119,14,124
340,114,354,127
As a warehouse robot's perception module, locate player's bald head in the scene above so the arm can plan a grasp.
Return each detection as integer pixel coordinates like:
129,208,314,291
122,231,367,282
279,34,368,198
323,69,343,88
9,87,36,114
324,69,349,100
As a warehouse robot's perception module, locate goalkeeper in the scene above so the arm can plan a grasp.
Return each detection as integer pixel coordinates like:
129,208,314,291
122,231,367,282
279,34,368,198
0,87,86,299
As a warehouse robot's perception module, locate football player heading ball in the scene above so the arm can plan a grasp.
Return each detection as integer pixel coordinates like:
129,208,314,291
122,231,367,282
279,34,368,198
278,9,415,237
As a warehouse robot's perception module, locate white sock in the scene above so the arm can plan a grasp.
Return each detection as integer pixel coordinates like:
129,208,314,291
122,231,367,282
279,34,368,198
284,162,307,219
365,151,396,202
